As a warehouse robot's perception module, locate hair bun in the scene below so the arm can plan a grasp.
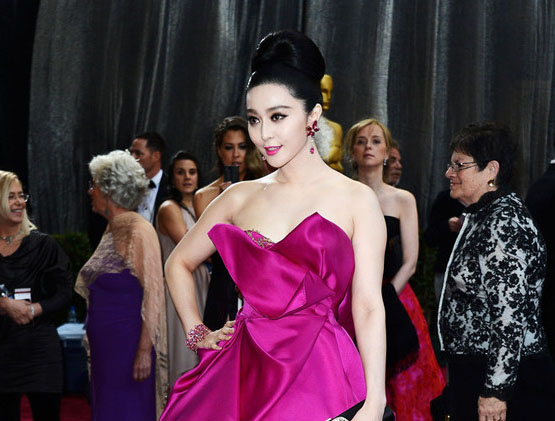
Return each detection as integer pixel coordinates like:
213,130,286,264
251,30,325,83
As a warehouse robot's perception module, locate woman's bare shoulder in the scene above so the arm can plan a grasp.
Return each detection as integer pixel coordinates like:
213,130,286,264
392,186,416,205
335,172,376,198
219,178,268,201
326,173,380,214
158,199,180,212
157,200,183,222
195,178,221,196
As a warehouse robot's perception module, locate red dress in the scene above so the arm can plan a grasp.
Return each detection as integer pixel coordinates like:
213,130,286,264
384,216,445,421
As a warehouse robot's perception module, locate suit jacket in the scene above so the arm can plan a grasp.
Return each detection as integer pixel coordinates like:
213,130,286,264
526,163,555,359
152,171,169,225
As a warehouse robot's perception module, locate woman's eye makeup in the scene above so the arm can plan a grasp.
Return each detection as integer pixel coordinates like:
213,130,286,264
271,113,286,121
247,116,259,125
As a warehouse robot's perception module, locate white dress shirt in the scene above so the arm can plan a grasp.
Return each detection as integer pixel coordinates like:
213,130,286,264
138,169,163,223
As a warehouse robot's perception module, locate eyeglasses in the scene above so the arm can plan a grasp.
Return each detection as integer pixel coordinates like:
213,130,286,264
8,193,30,203
446,161,479,173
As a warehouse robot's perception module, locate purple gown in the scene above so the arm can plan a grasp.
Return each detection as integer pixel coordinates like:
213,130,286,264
87,268,155,421
161,213,366,420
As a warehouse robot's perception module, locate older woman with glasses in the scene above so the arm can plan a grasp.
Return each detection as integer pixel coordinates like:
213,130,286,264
438,121,555,420
0,170,73,420
76,150,167,420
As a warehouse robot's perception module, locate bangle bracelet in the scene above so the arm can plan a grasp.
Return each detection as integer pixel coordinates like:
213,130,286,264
30,303,35,317
185,324,211,353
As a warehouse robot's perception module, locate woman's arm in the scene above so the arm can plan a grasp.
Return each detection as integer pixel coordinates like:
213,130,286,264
34,235,73,316
390,191,419,293
479,211,539,401
1,235,72,324
128,220,164,382
194,181,230,218
0,298,34,324
350,185,387,420
157,201,189,245
166,185,242,348
193,189,213,218
133,323,154,382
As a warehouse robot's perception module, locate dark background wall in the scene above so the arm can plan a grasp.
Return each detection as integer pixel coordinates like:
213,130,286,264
2,1,554,233
0,0,40,189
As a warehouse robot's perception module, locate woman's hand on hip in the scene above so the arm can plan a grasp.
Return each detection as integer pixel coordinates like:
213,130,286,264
197,320,235,351
133,348,152,382
478,396,507,421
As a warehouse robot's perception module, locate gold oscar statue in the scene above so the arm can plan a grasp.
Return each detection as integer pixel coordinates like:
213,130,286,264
320,74,343,172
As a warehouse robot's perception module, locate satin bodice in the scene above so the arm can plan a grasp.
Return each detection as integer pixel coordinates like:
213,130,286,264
208,212,355,320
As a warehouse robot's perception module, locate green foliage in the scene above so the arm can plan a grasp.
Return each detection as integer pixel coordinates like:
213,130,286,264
52,232,93,325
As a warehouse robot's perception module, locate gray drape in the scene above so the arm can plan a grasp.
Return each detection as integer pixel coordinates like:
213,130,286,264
28,1,555,233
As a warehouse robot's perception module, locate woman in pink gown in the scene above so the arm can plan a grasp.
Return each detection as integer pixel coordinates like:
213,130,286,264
161,30,388,420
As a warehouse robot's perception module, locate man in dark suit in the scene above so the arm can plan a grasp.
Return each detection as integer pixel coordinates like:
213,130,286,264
526,154,555,361
129,131,168,224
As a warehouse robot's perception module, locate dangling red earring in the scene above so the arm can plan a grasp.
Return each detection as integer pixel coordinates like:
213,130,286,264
306,120,319,137
306,121,319,154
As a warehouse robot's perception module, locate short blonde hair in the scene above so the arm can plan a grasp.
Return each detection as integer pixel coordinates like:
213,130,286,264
89,150,149,210
344,118,393,169
0,170,37,237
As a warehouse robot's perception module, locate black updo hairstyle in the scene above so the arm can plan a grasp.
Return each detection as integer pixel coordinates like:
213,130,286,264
448,121,516,187
247,30,325,113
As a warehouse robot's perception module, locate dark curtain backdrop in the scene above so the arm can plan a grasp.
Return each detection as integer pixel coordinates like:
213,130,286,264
0,0,40,188
27,0,555,233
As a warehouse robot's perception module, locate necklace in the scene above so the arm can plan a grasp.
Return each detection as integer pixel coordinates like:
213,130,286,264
0,229,22,245
180,202,197,222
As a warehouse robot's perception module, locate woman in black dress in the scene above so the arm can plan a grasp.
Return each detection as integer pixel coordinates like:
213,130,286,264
0,170,73,420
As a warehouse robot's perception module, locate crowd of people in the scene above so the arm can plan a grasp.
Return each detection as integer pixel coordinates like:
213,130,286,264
0,29,554,421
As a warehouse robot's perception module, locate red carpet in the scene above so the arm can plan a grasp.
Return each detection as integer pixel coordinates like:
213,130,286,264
21,394,90,421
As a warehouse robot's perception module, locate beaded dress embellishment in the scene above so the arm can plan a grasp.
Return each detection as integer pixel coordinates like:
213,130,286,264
244,230,275,249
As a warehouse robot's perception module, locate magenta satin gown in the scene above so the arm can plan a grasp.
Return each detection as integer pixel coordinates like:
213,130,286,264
161,213,366,420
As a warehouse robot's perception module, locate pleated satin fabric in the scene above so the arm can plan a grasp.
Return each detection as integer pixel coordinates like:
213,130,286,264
161,213,366,420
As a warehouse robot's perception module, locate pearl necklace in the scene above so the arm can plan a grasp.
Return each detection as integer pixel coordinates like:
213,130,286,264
0,229,22,245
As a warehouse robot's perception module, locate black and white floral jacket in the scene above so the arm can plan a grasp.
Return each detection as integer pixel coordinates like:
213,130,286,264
438,190,548,400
